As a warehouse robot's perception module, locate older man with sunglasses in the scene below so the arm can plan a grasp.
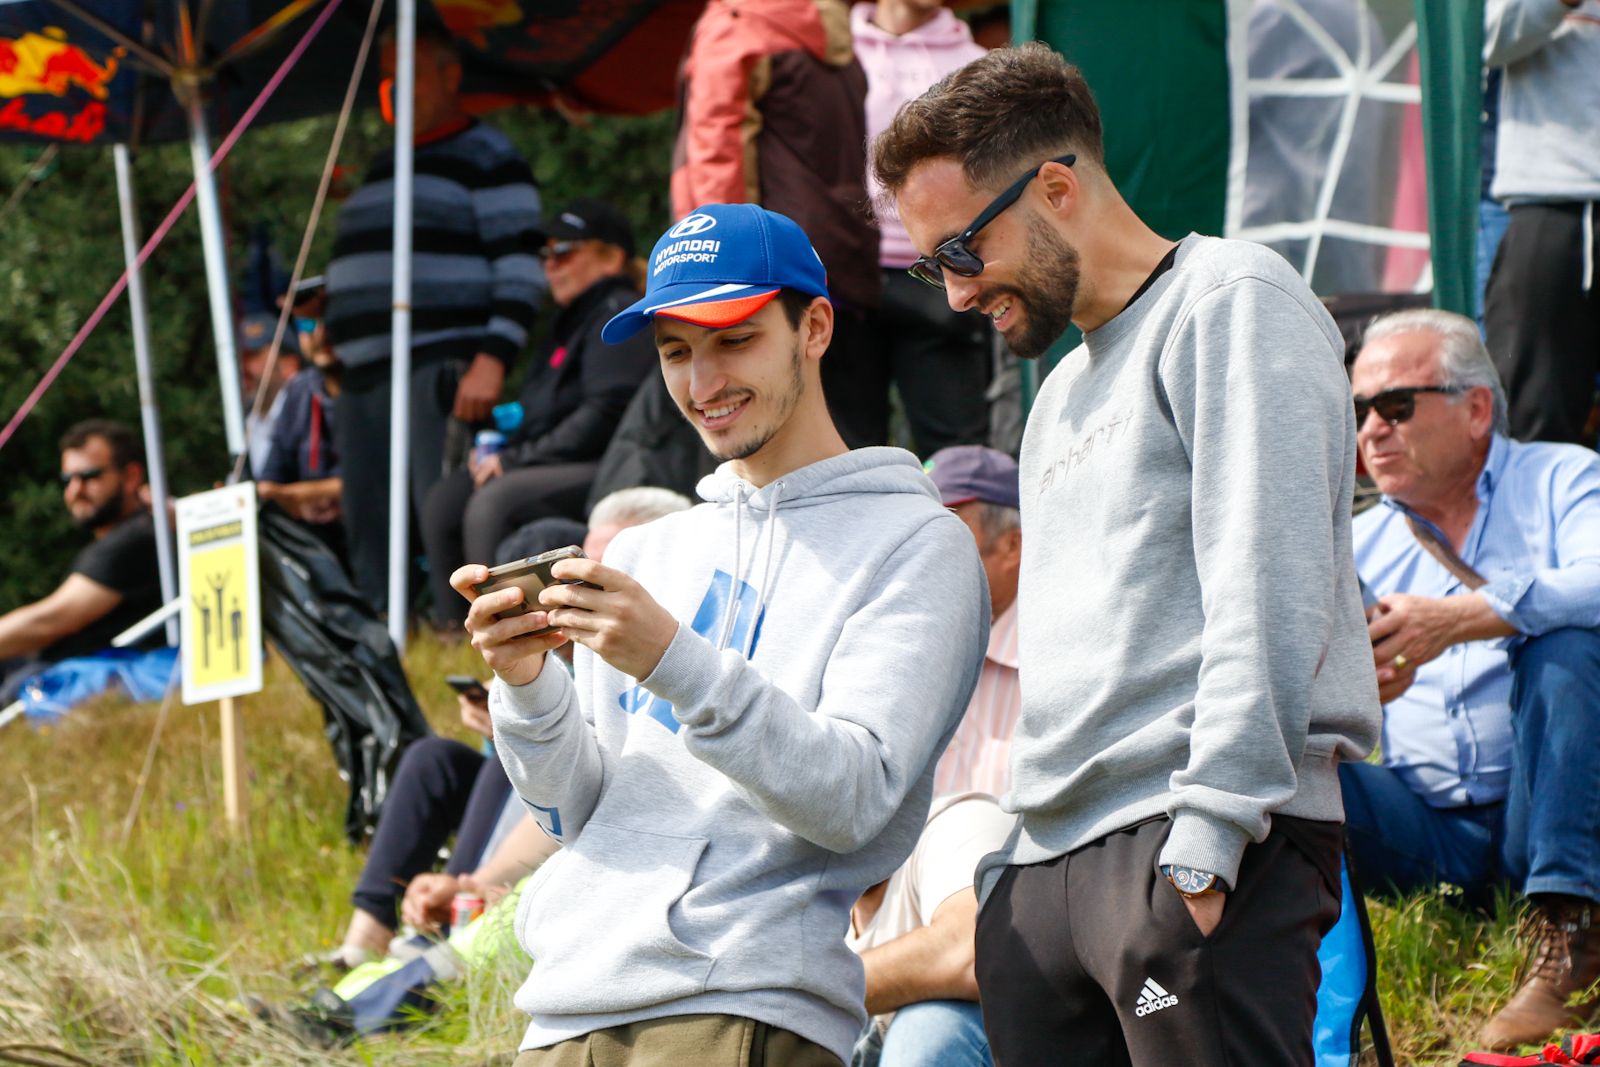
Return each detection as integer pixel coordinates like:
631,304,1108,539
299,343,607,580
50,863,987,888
874,44,1379,1067
1346,308,1600,1052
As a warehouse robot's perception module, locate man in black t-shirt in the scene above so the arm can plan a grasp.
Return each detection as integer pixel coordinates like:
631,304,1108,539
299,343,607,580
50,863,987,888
0,419,163,704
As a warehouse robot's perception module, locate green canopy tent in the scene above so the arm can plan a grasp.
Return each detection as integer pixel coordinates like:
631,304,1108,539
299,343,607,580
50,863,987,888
1010,0,1483,412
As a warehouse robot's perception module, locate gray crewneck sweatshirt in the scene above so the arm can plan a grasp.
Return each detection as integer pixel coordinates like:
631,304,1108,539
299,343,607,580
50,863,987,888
989,235,1380,895
1485,0,1600,203
489,447,989,1063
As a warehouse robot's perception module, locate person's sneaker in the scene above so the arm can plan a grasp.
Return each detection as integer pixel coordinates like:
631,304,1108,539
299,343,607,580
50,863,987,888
243,989,355,1049
1480,898,1600,1052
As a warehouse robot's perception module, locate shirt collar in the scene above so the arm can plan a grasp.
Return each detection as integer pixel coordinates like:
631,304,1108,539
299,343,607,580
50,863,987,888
987,600,1018,670
1378,432,1507,528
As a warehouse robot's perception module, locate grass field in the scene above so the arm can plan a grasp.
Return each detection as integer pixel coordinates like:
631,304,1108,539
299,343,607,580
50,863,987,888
1,635,1540,1065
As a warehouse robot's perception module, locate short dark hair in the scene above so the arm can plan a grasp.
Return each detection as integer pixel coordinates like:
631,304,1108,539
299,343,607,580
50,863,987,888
776,288,820,329
60,419,143,470
872,43,1105,198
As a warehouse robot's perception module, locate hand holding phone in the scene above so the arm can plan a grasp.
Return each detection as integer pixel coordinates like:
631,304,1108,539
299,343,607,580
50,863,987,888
451,548,590,688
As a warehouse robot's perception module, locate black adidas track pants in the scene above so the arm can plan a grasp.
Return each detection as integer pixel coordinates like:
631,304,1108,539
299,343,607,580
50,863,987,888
975,814,1343,1067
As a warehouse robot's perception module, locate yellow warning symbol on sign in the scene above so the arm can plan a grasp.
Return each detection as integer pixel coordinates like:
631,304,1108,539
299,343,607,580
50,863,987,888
177,485,262,704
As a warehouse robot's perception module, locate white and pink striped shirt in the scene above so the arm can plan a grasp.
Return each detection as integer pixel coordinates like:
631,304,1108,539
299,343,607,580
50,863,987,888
933,601,1020,800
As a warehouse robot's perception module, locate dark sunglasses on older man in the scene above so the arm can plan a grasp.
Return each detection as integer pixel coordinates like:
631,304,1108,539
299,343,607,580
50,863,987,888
908,153,1077,290
538,241,582,263
1353,385,1464,427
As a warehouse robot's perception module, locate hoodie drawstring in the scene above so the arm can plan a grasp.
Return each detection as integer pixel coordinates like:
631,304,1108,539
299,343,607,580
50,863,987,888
1583,200,1595,294
719,483,746,651
744,480,784,659
717,480,784,655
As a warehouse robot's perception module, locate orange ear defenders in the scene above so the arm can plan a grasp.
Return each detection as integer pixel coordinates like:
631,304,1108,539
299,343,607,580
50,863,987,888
379,77,395,124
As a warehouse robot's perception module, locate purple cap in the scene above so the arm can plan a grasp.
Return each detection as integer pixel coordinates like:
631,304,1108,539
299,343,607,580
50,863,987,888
923,446,1020,510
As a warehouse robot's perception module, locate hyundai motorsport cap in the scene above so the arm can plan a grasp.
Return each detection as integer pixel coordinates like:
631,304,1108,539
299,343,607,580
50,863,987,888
601,203,829,344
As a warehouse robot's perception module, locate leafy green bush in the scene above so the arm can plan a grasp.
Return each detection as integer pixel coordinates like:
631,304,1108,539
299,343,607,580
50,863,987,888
0,106,675,609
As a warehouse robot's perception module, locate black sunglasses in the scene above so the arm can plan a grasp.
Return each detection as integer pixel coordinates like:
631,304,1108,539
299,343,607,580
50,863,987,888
539,240,582,262
1352,385,1464,426
60,467,107,485
908,153,1076,290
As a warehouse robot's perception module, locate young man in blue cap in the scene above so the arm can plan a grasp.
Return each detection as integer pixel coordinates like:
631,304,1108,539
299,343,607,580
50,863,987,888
449,203,990,1067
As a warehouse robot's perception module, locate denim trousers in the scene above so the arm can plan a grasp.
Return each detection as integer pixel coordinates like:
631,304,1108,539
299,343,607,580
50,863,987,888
853,1001,991,1067
1341,627,1600,905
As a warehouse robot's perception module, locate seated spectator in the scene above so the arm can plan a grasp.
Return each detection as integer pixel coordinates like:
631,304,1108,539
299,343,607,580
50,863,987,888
1344,309,1600,1052
258,288,345,559
239,312,302,479
496,486,695,572
848,446,1023,1067
924,446,1020,798
421,199,656,627
849,794,1014,1067
323,490,690,966
0,420,164,704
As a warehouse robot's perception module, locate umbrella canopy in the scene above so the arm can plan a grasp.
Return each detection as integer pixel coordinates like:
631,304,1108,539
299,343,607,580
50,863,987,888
0,0,703,148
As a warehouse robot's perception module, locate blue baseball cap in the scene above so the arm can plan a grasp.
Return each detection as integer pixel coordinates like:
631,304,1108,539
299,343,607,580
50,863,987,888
601,203,830,344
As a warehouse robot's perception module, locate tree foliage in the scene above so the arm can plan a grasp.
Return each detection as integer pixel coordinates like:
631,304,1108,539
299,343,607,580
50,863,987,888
0,105,675,609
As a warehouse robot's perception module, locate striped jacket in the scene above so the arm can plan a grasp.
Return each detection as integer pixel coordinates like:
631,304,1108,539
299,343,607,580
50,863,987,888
326,119,546,370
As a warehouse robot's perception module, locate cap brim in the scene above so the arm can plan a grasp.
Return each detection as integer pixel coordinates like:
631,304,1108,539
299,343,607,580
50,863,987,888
601,283,780,344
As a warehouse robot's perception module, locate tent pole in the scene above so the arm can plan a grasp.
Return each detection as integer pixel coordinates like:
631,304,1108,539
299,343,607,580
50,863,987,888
114,144,180,647
387,0,416,651
182,85,248,460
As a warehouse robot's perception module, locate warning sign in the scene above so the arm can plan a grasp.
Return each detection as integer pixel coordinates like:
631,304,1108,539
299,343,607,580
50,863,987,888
176,484,262,704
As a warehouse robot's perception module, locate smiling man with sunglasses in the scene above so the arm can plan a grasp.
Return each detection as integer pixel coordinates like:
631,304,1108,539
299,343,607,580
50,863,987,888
1346,308,1600,1052
874,44,1381,1067
0,419,164,705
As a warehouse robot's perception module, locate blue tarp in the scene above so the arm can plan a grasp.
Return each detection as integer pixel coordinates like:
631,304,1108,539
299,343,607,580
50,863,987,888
17,646,178,723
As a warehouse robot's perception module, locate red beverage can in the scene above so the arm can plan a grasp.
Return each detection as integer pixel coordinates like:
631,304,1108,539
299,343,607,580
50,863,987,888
451,892,486,928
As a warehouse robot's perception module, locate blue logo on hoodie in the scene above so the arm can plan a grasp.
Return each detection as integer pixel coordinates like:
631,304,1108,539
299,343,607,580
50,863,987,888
619,568,764,733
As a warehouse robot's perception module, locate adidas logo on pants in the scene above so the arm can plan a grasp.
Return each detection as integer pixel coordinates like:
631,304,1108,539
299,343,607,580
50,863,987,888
1134,977,1179,1017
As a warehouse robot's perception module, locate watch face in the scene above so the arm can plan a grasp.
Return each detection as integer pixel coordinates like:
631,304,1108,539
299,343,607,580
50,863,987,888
1172,867,1215,894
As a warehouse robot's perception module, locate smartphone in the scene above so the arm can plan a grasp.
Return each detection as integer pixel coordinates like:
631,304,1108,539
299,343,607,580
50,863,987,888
472,545,591,634
445,675,488,701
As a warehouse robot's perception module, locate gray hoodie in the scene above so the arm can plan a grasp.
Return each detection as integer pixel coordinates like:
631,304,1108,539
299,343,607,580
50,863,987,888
490,447,989,1062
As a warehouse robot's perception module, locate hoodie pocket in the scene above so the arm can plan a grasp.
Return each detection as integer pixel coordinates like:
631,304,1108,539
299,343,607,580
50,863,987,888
516,820,713,1014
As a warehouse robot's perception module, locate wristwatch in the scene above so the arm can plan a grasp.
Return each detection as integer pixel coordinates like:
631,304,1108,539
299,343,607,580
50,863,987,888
1161,864,1230,898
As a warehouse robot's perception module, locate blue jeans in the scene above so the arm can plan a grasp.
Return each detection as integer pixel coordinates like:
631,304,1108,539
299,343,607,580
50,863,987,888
880,1001,991,1067
1341,627,1600,905
1476,196,1511,333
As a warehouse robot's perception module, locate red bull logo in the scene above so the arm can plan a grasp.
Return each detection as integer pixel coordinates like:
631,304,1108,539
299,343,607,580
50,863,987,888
0,28,118,99
0,28,120,143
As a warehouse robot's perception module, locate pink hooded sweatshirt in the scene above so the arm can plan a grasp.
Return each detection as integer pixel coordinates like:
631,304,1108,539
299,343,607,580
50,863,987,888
852,3,987,268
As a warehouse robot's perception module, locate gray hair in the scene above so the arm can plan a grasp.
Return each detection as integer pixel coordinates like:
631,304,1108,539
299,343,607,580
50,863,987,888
974,502,1021,543
588,486,693,530
1360,308,1508,434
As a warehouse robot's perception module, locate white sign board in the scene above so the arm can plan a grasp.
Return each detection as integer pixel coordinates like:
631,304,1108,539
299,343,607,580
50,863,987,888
176,484,262,704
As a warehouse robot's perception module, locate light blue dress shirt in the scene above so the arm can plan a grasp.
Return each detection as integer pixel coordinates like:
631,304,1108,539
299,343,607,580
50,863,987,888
1350,434,1600,808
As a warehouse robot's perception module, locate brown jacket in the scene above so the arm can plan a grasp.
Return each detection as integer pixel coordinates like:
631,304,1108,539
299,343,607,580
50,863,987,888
670,0,880,309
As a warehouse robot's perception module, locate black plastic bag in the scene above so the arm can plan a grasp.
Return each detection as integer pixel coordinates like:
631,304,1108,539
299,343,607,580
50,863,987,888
256,503,431,841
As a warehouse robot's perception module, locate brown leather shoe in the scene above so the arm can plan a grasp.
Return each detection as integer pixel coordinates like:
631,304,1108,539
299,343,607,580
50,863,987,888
1480,896,1600,1052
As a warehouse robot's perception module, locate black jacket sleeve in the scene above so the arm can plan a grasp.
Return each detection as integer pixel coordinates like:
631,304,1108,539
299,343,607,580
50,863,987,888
502,298,657,468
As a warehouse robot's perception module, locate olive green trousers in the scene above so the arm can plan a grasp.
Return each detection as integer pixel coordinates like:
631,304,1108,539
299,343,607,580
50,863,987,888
511,1013,842,1067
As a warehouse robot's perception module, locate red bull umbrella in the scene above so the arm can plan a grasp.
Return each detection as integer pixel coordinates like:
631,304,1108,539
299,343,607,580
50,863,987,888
0,0,704,147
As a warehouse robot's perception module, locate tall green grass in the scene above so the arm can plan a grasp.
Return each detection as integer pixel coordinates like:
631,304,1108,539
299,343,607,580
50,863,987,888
0,635,1544,1064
